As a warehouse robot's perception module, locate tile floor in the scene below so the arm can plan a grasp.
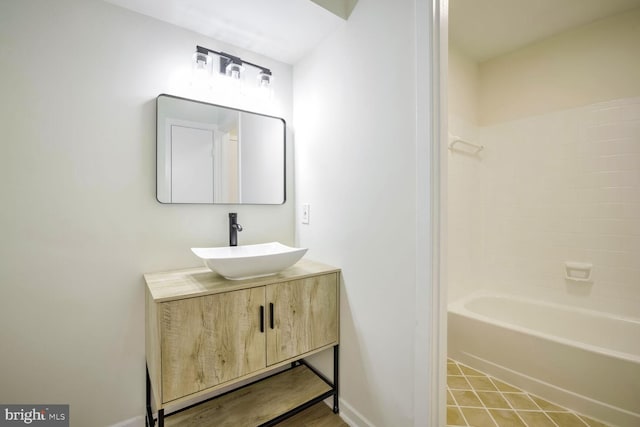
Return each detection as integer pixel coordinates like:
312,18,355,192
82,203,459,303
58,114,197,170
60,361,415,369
447,359,611,427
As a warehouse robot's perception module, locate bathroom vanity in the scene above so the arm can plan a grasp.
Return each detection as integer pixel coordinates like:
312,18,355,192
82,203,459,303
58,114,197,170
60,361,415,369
144,259,340,426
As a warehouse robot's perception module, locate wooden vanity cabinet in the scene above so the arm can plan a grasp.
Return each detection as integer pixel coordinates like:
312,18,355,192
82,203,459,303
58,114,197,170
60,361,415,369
160,287,266,402
145,259,340,426
266,274,338,365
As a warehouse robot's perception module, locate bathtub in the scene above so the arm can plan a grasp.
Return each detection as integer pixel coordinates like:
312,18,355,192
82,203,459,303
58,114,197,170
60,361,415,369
448,292,640,427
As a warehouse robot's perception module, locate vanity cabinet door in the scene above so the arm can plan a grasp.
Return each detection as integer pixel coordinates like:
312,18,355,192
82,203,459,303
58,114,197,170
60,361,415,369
161,287,266,402
266,273,338,366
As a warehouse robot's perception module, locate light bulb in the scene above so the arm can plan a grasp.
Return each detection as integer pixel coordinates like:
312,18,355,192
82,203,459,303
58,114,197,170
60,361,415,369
257,71,272,88
193,52,211,71
191,52,212,87
225,63,244,79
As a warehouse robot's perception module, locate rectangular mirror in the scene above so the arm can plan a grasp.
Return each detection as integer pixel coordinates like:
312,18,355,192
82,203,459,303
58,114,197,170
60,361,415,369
156,94,286,204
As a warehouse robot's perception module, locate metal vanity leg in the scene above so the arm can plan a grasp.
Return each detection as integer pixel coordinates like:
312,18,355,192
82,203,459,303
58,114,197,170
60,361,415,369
146,365,163,427
333,345,340,413
146,366,154,427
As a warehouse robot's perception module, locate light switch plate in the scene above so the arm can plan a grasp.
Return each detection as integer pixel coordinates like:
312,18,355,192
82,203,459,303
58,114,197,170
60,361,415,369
302,204,310,224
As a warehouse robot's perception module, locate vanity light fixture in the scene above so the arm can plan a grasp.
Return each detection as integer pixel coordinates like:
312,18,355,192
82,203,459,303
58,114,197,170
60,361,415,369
194,45,273,89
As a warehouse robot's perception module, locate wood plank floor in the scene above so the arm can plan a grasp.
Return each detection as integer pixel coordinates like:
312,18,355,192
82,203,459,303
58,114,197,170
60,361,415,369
276,402,348,427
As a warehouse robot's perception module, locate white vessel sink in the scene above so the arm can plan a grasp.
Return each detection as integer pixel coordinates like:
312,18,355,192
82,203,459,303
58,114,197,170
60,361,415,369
191,242,308,280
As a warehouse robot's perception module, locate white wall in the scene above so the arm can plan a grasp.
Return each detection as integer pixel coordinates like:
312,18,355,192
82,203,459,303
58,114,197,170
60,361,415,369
293,0,428,425
478,7,640,125
239,113,286,203
447,45,482,302
448,45,478,126
0,0,294,425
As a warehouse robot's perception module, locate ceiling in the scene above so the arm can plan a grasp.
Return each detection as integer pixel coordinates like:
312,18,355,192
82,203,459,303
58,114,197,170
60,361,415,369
450,0,640,62
103,0,640,65
102,0,349,64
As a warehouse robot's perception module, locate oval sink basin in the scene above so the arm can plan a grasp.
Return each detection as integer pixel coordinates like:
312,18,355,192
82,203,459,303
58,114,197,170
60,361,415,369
191,242,308,280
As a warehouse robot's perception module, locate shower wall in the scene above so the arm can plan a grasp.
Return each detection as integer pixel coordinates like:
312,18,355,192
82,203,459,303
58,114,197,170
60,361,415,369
478,98,640,316
448,8,640,316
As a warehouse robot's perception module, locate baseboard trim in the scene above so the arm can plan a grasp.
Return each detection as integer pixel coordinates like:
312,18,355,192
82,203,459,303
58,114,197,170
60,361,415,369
338,398,376,427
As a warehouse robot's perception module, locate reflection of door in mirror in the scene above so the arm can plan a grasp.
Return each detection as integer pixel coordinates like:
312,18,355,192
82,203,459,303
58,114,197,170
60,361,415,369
170,123,214,203
167,119,241,203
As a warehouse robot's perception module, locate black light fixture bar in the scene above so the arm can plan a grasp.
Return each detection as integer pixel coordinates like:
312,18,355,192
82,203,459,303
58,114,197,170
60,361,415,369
196,45,272,76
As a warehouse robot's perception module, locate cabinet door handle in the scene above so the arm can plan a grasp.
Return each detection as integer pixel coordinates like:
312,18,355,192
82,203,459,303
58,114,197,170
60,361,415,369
269,303,274,329
260,305,265,333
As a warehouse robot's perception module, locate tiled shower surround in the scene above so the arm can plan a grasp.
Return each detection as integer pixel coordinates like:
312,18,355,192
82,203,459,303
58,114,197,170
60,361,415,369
448,97,640,316
446,359,610,427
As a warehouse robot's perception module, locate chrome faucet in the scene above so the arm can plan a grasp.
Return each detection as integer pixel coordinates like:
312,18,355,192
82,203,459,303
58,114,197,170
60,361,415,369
229,213,243,246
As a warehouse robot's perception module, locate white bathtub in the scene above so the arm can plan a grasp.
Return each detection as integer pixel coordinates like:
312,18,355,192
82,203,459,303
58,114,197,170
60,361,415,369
448,292,640,427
